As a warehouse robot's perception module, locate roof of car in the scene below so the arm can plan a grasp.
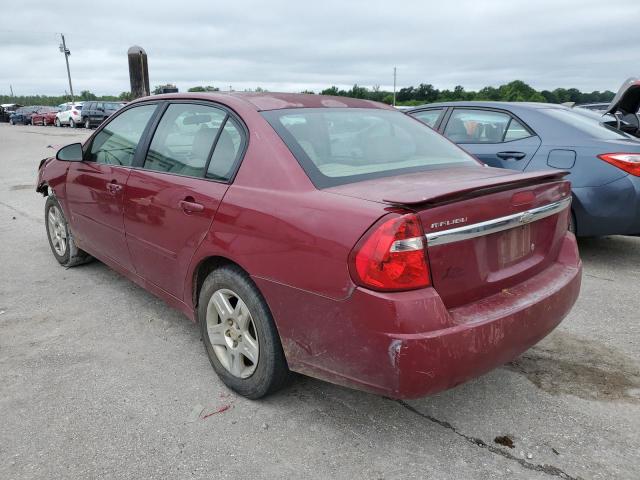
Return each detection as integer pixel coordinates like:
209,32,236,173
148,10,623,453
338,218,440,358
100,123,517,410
407,101,568,111
143,92,394,112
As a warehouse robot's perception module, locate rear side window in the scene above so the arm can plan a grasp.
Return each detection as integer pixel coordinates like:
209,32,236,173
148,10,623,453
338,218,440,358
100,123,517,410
143,103,226,178
207,117,243,181
262,108,475,188
89,104,157,166
504,119,530,141
444,109,531,143
411,108,443,127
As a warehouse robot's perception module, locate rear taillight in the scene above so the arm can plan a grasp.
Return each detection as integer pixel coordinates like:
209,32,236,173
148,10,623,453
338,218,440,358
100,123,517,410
598,153,640,176
72,110,78,115
350,213,431,292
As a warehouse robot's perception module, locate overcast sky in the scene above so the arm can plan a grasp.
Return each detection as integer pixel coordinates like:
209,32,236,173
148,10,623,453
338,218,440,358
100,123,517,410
2,0,640,96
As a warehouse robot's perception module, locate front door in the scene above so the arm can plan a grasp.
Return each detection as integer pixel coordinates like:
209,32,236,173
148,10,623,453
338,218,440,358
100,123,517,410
442,108,541,171
65,103,158,271
123,102,245,298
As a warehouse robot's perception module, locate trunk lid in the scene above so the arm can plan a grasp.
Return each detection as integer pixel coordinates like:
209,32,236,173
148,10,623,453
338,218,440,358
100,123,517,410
328,166,571,309
606,77,640,115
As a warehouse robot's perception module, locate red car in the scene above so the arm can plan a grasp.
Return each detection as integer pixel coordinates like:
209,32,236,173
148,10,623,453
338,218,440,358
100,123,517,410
36,93,582,399
31,106,60,126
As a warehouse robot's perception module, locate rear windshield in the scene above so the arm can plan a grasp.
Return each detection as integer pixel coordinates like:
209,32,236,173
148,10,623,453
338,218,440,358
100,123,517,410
74,105,82,111
543,108,632,140
262,108,475,187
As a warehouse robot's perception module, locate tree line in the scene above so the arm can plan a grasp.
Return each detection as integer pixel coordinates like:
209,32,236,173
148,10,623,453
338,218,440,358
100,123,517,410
317,80,615,105
1,80,615,107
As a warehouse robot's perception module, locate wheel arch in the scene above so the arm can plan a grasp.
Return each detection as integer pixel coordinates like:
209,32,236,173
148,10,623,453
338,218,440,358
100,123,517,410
189,255,253,322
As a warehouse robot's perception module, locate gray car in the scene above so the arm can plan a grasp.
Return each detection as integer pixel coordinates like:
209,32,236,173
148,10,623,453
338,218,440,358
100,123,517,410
407,91,640,237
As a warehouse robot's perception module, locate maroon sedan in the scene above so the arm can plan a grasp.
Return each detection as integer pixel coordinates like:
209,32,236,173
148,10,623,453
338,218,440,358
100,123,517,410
36,93,582,399
32,106,60,126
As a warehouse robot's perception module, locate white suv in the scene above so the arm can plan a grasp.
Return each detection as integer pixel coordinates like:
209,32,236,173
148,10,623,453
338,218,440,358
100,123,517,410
55,102,84,128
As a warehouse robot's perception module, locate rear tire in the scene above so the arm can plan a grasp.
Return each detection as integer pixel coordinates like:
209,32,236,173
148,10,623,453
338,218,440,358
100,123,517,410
69,118,76,128
199,265,289,399
9,118,14,125
84,118,91,129
55,118,61,127
45,196,93,267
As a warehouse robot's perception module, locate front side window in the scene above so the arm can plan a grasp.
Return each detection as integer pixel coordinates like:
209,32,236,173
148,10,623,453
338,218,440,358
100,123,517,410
143,103,226,177
263,108,476,187
411,108,443,128
89,104,156,166
444,109,531,143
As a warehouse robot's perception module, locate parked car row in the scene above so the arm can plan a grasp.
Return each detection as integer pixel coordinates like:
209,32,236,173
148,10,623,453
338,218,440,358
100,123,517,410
7,101,125,128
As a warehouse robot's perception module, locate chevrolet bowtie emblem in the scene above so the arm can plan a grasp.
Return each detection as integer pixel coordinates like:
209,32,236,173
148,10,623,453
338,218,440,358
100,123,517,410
519,212,535,224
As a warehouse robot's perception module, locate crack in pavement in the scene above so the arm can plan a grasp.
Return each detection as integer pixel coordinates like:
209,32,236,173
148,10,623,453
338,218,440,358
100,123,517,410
395,400,582,480
0,200,40,222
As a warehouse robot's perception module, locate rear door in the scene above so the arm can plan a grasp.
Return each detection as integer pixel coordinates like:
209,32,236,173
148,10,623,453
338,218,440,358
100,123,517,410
123,101,246,299
65,103,158,270
441,108,541,170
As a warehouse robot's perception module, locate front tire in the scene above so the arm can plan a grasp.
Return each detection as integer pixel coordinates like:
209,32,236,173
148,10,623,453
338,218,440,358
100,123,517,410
55,118,61,127
84,118,91,129
45,196,92,267
199,265,289,399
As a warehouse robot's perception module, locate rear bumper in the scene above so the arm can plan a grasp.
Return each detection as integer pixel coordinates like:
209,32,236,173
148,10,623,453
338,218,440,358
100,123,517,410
573,174,640,236
394,248,581,398
256,233,581,398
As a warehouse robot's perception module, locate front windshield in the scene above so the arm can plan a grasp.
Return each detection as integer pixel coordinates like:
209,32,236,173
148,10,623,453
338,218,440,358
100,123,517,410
543,108,632,140
262,108,476,187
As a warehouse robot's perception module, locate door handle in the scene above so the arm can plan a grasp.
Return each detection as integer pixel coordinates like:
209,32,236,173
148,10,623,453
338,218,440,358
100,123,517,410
497,151,526,160
179,199,204,213
106,181,123,195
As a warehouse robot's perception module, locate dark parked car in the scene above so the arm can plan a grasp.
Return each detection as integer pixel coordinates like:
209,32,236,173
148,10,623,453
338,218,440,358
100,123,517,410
9,106,43,125
408,101,640,237
81,101,125,128
1,103,22,122
36,93,581,399
31,106,61,126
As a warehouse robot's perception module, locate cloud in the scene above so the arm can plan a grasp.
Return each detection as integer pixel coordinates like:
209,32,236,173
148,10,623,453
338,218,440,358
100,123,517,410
2,0,639,95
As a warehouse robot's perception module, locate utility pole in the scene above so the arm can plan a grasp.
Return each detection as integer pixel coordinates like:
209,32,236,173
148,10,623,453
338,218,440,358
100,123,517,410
9,85,14,98
59,34,74,103
393,67,397,107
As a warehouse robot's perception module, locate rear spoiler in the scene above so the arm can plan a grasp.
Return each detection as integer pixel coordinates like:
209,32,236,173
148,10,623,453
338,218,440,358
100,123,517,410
383,170,569,207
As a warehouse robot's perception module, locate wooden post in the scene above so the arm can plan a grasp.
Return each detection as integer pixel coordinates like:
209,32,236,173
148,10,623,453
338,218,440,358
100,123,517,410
128,46,150,99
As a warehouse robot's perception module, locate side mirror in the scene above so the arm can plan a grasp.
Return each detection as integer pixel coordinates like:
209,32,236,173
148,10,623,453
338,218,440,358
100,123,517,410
56,143,84,162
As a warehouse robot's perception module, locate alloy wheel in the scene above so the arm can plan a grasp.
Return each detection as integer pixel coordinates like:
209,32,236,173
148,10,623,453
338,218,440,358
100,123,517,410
206,288,259,378
47,205,67,256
